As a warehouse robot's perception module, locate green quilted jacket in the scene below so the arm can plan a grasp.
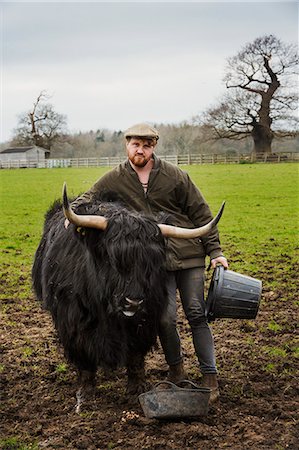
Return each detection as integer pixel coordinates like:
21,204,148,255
71,155,224,270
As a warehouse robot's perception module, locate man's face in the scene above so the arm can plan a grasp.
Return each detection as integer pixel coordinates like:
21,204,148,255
126,138,156,168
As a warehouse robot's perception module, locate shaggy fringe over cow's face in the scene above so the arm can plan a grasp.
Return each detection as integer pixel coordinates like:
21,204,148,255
73,200,168,318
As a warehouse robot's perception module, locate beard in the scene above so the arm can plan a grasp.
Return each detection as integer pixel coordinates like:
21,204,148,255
129,154,152,167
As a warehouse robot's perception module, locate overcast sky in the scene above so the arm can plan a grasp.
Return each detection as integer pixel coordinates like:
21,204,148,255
1,1,298,143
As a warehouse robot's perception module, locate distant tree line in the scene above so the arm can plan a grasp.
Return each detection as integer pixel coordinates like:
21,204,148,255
43,124,298,160
6,35,298,157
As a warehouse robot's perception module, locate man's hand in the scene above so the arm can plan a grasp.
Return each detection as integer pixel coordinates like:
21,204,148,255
211,256,228,269
64,219,70,229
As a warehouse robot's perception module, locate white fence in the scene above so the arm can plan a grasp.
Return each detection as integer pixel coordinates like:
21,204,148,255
1,152,298,169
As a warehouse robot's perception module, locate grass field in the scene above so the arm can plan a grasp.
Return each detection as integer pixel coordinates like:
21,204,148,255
1,162,299,449
1,162,298,280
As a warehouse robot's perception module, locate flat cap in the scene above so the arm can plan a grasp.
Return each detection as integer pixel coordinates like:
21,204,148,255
124,123,159,140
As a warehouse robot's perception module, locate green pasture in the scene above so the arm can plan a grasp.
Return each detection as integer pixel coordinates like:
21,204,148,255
0,163,298,297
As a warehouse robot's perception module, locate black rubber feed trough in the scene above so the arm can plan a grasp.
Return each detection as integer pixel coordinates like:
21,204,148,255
206,265,262,322
138,380,211,419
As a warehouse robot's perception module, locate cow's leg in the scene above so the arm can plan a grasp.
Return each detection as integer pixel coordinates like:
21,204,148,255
75,369,96,413
126,352,146,397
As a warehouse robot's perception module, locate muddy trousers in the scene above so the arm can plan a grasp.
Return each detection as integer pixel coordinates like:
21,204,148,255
159,267,217,374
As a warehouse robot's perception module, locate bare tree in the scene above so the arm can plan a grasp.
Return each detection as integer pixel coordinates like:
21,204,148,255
200,35,298,153
12,91,67,150
158,123,201,155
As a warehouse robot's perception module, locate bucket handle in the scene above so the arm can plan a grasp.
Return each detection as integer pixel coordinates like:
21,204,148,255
153,380,210,392
176,379,207,390
153,381,180,391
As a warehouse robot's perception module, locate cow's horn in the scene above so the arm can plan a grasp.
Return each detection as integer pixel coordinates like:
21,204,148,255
158,202,225,239
62,182,108,230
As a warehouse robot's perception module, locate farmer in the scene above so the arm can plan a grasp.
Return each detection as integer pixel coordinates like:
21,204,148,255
66,123,228,402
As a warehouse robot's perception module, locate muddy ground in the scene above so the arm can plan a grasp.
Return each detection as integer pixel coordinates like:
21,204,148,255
1,259,298,450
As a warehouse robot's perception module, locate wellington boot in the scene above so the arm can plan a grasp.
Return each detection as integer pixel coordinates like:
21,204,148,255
167,361,186,384
202,373,220,404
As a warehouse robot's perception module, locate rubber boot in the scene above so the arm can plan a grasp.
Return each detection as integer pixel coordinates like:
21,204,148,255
202,373,220,403
167,361,186,384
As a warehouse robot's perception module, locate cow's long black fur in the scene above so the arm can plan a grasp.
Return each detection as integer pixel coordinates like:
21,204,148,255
32,192,168,378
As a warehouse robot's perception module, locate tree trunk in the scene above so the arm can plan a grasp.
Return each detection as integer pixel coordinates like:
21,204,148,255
251,122,274,153
251,56,280,154
29,112,45,148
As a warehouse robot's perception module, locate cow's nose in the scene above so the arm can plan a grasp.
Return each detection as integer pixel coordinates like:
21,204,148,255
122,297,144,317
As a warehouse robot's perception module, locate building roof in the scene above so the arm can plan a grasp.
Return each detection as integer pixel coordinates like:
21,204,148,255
0,146,49,154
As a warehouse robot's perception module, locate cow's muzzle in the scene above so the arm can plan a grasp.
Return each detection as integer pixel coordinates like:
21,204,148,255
122,297,144,317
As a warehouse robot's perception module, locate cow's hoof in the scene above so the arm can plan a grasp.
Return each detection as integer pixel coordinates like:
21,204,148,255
75,387,85,414
75,384,96,414
125,381,146,397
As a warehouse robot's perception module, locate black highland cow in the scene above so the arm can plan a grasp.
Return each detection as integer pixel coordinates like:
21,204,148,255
32,183,224,411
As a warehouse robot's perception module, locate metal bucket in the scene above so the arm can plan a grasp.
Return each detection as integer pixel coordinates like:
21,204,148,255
138,380,211,419
206,265,262,322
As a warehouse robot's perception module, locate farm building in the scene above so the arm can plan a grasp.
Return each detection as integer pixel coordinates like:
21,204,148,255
0,146,50,168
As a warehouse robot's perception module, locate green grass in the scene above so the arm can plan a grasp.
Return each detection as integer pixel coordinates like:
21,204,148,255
184,164,299,286
55,363,68,373
0,437,38,450
0,167,109,301
0,167,110,266
0,163,298,293
184,164,298,248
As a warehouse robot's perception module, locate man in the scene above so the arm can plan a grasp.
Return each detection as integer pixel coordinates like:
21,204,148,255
67,123,228,402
